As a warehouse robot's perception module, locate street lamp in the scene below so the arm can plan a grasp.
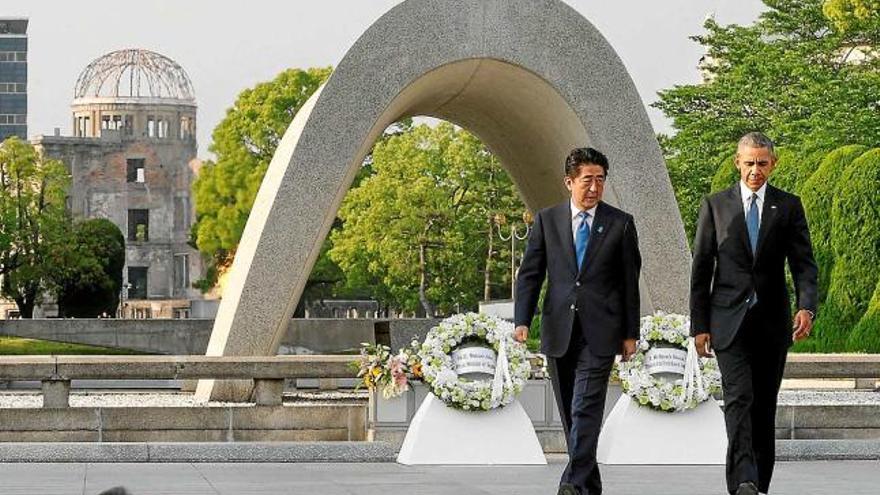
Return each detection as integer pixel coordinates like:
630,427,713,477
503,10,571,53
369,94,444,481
118,282,132,319
495,211,533,299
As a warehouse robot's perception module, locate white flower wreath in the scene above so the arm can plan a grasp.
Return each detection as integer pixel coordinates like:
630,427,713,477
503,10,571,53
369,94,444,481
615,311,722,413
419,312,532,411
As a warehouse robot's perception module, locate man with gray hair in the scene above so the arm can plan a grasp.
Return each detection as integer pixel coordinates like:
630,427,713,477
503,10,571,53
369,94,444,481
690,132,817,495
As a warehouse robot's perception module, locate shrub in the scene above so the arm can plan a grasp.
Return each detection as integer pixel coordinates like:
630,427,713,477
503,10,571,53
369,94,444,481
799,145,867,304
813,148,880,351
848,281,880,353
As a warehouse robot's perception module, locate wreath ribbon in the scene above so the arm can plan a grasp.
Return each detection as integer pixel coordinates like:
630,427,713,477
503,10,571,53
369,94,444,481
491,333,513,406
683,337,706,405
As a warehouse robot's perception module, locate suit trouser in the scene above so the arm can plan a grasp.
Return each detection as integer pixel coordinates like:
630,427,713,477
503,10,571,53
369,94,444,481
548,319,615,495
715,306,788,494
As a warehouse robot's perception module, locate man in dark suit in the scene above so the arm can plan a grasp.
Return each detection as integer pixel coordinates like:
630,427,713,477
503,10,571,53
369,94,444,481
690,132,818,495
515,147,641,495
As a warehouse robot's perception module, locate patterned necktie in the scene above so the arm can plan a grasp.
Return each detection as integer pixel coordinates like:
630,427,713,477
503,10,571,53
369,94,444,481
575,211,591,270
747,193,760,254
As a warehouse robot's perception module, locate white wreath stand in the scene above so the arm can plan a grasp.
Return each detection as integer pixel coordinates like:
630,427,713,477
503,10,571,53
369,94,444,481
396,393,546,465
597,394,727,465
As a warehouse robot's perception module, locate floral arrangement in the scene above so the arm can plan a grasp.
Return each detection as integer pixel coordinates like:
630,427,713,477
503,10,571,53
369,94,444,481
353,341,422,399
418,312,532,411
615,311,722,413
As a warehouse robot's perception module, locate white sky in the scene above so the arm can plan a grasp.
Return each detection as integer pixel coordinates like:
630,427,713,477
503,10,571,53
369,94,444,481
10,0,767,158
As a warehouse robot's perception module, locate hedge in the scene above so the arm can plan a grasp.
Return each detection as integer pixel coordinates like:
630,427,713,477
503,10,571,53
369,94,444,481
812,148,880,351
848,280,880,353
799,145,868,304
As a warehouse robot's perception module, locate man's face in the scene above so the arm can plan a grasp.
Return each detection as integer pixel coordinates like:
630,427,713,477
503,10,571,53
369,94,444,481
735,145,776,192
564,163,605,210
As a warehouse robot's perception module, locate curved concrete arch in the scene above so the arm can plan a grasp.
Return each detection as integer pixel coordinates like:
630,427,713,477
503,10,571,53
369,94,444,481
196,0,690,400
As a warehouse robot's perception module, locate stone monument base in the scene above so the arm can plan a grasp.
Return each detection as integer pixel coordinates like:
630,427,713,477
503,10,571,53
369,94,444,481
396,393,546,465
597,395,727,465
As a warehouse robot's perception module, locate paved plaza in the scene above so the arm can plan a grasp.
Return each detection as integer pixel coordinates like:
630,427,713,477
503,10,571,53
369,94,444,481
0,457,877,495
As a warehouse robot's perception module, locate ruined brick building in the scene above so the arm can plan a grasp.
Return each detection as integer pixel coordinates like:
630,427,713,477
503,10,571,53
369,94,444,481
31,49,204,318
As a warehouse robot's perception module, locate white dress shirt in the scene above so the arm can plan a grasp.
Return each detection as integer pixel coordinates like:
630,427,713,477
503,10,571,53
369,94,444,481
739,181,766,223
570,200,597,241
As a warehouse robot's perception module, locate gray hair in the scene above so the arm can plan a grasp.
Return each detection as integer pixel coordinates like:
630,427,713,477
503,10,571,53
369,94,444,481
737,132,776,158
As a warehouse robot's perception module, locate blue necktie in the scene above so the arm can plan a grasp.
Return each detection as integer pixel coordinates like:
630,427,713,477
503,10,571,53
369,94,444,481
747,193,759,254
747,193,760,306
575,211,590,270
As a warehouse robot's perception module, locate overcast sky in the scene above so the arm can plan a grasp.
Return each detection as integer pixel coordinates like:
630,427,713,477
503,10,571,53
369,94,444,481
10,0,767,158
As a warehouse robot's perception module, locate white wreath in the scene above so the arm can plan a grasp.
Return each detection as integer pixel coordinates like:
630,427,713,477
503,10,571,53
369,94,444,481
419,312,532,411
615,311,722,413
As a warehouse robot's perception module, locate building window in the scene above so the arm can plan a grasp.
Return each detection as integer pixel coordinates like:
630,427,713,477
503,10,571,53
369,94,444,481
173,253,189,291
76,116,90,137
126,158,145,183
157,118,169,138
123,115,134,136
127,267,148,300
127,209,149,242
0,51,26,62
0,83,25,93
0,114,26,125
179,116,194,140
147,115,156,137
101,114,123,131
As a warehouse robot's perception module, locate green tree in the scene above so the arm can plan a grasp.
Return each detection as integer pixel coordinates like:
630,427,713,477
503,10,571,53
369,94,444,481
328,123,525,315
656,0,880,240
0,137,70,317
45,218,125,318
192,67,332,289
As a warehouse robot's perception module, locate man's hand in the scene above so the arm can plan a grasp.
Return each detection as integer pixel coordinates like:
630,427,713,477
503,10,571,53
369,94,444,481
514,325,529,343
695,333,714,358
621,338,637,361
792,309,813,342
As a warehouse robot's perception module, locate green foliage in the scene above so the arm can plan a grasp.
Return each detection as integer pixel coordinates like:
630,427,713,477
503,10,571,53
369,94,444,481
45,219,125,318
192,67,332,288
671,145,736,239
657,0,880,241
848,280,880,352
823,0,880,36
800,145,867,302
710,151,739,193
770,148,820,194
0,137,70,317
812,148,880,351
0,336,146,355
328,123,525,315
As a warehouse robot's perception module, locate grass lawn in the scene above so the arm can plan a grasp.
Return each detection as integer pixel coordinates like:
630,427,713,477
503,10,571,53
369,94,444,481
0,336,146,355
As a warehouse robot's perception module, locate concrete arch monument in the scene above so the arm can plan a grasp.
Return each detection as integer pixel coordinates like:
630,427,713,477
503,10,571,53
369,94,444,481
196,0,690,400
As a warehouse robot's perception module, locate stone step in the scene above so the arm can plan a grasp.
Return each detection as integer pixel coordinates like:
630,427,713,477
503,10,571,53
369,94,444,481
776,403,880,439
0,439,874,462
0,441,397,463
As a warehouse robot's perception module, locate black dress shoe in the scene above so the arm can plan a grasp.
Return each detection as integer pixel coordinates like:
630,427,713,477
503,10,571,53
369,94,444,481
735,481,758,495
557,483,580,495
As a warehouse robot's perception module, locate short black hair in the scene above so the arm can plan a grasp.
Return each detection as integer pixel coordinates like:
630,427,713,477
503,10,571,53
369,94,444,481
565,147,609,178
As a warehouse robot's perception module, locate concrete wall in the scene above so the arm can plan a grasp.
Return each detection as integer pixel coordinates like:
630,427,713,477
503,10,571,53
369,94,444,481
0,318,442,356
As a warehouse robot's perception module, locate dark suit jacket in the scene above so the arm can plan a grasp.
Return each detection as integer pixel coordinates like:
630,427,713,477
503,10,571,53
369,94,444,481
690,183,818,350
514,201,641,358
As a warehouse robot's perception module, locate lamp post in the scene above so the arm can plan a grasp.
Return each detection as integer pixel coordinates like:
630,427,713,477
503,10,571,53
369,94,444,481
118,282,132,319
495,211,533,299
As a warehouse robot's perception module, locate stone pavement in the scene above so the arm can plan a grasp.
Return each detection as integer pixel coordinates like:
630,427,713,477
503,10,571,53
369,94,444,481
0,457,877,495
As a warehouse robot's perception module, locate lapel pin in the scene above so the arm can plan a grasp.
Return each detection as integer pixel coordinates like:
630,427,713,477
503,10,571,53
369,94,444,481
597,226,604,234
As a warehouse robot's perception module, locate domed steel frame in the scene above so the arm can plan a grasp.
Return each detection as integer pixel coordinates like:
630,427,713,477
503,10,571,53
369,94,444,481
74,48,195,101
